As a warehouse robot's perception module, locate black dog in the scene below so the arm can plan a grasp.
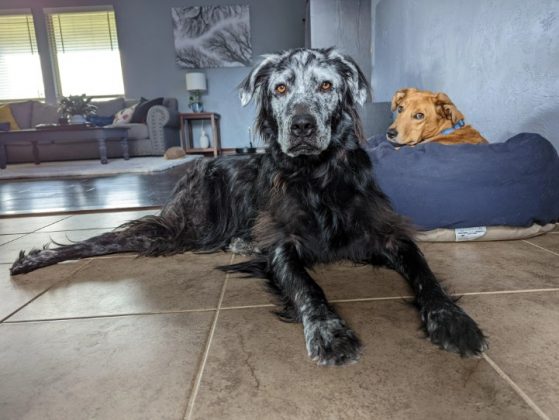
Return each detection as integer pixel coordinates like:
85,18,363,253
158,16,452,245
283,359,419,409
11,48,487,365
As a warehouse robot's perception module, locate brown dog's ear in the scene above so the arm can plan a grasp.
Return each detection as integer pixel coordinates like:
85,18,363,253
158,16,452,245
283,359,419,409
434,92,465,124
391,88,414,111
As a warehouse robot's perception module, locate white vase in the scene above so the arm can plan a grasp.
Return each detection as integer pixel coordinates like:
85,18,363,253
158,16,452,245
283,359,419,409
68,114,86,124
199,127,210,148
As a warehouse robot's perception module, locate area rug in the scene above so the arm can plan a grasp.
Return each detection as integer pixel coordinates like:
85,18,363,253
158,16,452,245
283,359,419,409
0,156,201,180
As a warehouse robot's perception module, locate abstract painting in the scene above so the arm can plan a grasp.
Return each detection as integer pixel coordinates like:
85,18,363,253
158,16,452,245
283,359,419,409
172,5,252,68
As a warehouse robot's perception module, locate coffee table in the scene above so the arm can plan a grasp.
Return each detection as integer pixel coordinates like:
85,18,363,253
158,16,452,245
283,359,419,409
0,125,130,169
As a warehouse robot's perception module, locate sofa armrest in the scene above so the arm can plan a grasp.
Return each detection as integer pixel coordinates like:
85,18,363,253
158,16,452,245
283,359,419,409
145,105,180,154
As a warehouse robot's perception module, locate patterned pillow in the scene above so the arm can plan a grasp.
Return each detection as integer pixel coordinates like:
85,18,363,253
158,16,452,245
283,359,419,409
112,104,138,125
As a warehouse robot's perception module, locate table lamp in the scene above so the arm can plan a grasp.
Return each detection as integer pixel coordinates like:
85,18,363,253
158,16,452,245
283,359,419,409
186,72,207,113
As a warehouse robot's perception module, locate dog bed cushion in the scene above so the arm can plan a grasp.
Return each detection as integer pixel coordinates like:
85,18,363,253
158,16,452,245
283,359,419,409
366,133,559,232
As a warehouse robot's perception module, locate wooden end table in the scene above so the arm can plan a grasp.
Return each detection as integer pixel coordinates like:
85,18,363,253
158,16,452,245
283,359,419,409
0,125,130,169
179,112,222,157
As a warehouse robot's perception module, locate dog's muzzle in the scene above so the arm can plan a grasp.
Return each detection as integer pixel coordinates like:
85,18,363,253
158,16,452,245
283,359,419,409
288,114,320,155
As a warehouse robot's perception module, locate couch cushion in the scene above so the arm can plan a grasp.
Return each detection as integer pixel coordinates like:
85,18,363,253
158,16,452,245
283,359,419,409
93,97,125,117
0,104,20,130
9,100,33,129
106,123,148,139
31,101,58,127
131,97,164,123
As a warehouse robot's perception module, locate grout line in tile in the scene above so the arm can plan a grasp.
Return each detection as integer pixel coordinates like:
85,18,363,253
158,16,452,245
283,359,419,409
183,253,235,420
220,303,276,310
32,215,74,233
0,259,93,323
2,307,217,324
219,288,559,311
7,287,559,324
482,354,550,420
522,240,559,257
330,295,414,304
457,288,559,297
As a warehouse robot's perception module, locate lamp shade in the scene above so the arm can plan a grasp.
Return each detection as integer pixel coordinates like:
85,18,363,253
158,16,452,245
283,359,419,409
185,73,207,91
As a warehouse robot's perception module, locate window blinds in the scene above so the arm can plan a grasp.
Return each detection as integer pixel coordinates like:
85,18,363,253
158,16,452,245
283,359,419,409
48,9,119,53
0,12,45,100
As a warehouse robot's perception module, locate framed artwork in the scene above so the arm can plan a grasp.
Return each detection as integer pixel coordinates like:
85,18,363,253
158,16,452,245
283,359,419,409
172,5,252,68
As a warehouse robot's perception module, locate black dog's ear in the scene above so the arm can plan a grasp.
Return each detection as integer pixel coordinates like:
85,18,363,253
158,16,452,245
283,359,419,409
239,54,281,106
328,50,370,106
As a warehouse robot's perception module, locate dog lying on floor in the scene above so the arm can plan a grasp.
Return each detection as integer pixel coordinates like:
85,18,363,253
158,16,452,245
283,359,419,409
387,88,487,146
10,48,487,365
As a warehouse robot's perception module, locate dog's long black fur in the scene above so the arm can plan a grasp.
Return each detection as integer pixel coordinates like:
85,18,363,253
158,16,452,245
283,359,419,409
10,48,487,365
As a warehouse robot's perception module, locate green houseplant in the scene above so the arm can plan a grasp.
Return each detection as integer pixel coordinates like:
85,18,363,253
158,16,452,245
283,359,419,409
58,94,97,124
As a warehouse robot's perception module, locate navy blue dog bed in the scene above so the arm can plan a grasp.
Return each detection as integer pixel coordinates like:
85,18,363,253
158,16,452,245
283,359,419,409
366,133,559,230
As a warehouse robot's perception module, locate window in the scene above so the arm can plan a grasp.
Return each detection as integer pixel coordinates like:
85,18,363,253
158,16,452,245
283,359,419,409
47,7,124,98
0,11,45,101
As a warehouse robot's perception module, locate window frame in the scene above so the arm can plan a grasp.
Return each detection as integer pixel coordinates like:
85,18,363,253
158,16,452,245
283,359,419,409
45,5,125,100
0,9,45,102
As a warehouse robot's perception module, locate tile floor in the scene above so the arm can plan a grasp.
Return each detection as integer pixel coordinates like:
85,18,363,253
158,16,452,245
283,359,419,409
0,211,558,420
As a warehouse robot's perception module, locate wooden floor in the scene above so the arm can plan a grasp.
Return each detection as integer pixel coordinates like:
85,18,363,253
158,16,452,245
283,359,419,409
0,166,185,217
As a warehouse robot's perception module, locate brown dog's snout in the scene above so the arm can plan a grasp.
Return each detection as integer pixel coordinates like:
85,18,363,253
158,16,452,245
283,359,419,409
386,128,398,140
290,114,316,137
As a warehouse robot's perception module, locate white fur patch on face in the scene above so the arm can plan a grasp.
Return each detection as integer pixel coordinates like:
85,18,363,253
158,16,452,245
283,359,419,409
267,53,345,156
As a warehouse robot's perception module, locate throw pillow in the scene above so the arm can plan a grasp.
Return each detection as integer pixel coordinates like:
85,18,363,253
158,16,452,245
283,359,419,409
113,104,138,125
9,100,33,129
0,105,20,130
130,97,164,123
31,101,58,127
0,122,11,131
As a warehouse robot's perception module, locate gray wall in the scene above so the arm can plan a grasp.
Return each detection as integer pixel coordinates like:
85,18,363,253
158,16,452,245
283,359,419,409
307,0,394,138
308,0,372,84
373,0,559,150
1,0,306,148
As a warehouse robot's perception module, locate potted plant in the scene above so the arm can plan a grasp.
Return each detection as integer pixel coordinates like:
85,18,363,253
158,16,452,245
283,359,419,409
58,94,97,124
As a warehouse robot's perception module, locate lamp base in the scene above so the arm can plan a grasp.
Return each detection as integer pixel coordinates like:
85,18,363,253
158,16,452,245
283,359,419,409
189,102,204,113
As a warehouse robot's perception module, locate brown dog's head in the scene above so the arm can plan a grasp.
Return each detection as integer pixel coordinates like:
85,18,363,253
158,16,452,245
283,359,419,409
386,88,465,145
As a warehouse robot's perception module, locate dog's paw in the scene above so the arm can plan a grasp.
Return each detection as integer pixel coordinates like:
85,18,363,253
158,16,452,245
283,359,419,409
10,249,52,276
303,317,362,366
422,303,488,357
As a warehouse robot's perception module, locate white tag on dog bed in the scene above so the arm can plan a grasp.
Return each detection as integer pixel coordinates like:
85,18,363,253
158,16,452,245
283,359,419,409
455,226,487,241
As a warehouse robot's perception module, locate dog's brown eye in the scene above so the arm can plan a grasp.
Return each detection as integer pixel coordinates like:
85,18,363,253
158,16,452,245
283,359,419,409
414,113,424,120
320,81,333,91
275,84,287,94
397,106,403,113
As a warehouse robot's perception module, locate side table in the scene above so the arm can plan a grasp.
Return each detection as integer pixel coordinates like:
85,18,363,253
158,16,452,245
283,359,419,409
179,112,222,157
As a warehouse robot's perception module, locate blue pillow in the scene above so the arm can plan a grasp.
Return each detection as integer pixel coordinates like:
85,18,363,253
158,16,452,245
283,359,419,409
0,122,10,131
366,133,559,230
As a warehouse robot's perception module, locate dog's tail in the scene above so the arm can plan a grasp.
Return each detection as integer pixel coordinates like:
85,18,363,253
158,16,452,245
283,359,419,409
10,215,192,276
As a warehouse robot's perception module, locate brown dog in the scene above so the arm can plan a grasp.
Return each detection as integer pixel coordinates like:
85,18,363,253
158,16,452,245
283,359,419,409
387,88,487,146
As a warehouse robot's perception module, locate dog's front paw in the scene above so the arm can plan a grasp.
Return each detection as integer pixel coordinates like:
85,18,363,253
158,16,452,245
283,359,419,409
303,316,362,366
422,302,488,357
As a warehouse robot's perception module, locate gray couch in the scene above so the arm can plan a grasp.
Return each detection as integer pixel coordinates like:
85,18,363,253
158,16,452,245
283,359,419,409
3,97,180,163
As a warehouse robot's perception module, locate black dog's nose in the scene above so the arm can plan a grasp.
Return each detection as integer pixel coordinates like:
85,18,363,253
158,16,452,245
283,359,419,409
386,128,398,139
291,114,316,137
